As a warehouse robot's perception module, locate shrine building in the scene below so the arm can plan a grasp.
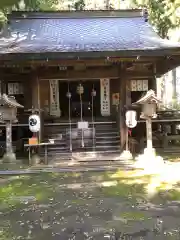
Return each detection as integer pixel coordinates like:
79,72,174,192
0,9,180,159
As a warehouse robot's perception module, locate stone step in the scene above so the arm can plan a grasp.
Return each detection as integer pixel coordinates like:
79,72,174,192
95,135,120,139
44,124,117,130
41,151,125,162
96,132,119,136
42,121,120,158
95,145,120,150
96,140,120,144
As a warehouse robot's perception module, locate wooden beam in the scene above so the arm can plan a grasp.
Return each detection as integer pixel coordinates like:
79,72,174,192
38,66,119,79
0,66,154,81
0,56,160,68
156,56,180,76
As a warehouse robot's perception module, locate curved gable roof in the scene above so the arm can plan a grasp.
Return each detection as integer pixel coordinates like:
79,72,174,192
0,10,180,59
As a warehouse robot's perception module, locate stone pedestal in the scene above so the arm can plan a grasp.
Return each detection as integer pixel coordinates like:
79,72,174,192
119,150,133,160
2,152,16,163
31,154,41,166
143,147,156,157
135,148,164,171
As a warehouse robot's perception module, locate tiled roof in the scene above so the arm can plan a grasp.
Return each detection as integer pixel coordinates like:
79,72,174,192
0,10,179,58
134,90,161,105
0,94,24,108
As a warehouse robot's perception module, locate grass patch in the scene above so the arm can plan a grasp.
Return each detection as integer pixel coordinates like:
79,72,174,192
0,162,28,170
120,211,149,221
101,181,146,200
0,173,57,208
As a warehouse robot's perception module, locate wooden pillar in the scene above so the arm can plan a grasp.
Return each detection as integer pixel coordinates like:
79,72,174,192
125,78,131,150
152,63,157,93
119,64,132,150
32,77,39,109
23,79,32,109
146,117,153,150
31,76,42,142
119,66,126,148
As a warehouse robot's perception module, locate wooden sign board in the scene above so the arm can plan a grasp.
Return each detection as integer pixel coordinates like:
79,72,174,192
131,80,148,92
8,82,24,95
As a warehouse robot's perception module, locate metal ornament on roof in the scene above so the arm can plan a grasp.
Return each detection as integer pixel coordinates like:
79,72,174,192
77,84,84,95
66,91,72,98
91,89,96,97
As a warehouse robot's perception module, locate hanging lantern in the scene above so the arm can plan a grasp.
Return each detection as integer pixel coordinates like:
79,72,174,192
66,92,71,98
125,110,137,128
91,89,96,97
77,84,84,95
29,114,41,133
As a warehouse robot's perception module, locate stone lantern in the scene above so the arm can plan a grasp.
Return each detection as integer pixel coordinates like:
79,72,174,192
133,90,160,155
132,90,164,170
0,94,24,162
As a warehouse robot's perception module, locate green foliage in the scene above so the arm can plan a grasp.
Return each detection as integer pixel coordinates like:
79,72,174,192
133,0,180,38
74,0,85,10
0,0,59,10
0,0,60,25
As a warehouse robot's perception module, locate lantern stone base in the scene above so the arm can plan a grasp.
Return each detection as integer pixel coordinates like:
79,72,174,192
2,152,16,163
134,148,164,171
31,154,41,166
143,147,156,156
119,150,133,160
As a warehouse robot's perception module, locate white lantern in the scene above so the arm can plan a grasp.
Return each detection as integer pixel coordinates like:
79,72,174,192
125,110,137,128
28,114,41,133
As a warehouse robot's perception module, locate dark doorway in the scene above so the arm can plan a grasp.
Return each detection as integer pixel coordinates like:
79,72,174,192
59,80,100,120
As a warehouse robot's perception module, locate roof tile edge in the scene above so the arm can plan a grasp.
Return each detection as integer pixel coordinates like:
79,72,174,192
8,9,143,19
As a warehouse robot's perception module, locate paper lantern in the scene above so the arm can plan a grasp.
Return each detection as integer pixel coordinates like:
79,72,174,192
125,110,137,128
29,114,40,133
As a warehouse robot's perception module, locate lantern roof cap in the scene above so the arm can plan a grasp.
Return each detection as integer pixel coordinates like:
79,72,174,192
132,90,161,105
0,93,24,108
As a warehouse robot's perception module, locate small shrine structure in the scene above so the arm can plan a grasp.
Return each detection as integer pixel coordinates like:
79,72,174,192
0,94,24,162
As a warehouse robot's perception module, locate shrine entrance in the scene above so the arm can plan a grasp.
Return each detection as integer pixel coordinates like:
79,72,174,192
59,80,100,151
59,80,101,120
